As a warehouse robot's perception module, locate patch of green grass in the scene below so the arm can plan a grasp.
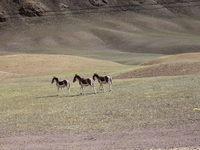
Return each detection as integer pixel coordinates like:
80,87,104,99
1,74,200,135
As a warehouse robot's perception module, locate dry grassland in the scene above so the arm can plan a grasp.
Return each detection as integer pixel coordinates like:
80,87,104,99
115,53,200,79
0,53,200,149
1,3,200,149
0,54,125,81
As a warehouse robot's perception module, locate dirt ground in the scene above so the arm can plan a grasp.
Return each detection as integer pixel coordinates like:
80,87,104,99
1,125,200,150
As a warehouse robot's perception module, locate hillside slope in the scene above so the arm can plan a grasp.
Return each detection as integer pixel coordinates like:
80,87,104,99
115,52,200,78
0,0,200,62
1,0,200,22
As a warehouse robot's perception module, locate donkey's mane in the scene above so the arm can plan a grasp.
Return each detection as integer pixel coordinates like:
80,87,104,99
93,73,99,77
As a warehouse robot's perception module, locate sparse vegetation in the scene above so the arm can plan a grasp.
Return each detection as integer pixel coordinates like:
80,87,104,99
0,1,200,149
0,54,200,136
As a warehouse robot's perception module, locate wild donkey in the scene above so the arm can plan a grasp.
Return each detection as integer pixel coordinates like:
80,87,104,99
93,73,112,92
73,74,96,95
51,76,70,96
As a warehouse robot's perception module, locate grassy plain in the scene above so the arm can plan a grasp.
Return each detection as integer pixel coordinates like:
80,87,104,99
0,12,200,147
0,54,200,136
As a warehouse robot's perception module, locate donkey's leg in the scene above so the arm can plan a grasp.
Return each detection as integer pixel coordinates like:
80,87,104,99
101,84,105,93
65,84,70,96
61,88,66,96
109,83,112,92
67,86,70,95
57,87,59,96
99,85,101,91
93,85,97,94
80,87,82,94
80,86,84,95
99,84,103,91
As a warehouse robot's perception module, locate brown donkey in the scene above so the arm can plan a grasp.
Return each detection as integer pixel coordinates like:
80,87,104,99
73,74,96,95
93,73,112,92
51,76,70,96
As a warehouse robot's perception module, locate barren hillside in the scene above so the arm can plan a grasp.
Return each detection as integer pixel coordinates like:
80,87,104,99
115,52,200,78
1,0,200,61
1,0,200,22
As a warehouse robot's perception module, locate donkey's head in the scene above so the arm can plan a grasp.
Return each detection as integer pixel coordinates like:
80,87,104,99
73,74,79,83
93,73,99,81
51,76,58,84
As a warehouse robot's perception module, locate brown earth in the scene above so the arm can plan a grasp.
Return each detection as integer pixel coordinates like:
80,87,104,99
1,125,200,150
0,54,121,81
115,53,200,79
2,0,200,20
141,53,200,66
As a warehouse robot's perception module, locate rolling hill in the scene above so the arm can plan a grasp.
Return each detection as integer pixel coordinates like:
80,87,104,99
1,1,200,149
0,0,200,60
115,52,200,78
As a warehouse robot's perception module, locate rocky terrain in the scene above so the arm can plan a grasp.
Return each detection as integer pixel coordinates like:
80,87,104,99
1,0,200,24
